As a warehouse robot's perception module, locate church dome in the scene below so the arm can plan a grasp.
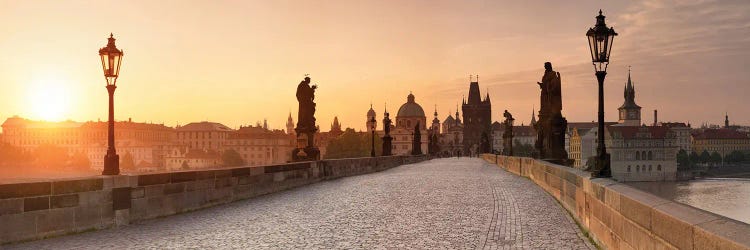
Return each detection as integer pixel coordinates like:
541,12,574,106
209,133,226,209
397,93,425,117
367,106,376,117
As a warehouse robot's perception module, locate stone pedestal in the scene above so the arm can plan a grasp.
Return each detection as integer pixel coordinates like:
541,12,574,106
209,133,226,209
382,135,393,156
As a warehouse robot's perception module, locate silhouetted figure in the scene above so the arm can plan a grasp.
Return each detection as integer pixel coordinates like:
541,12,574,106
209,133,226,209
382,109,393,156
296,76,317,131
535,63,569,164
411,122,422,155
503,110,514,156
292,76,320,161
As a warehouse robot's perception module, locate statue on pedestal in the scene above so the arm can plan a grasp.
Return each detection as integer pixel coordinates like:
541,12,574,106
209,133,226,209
535,62,569,164
382,110,393,156
292,76,321,161
503,110,515,156
411,122,422,155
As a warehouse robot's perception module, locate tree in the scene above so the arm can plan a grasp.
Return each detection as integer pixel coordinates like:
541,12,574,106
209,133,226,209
222,149,245,167
33,144,69,169
324,128,382,159
725,150,745,163
181,160,190,170
689,151,700,165
676,149,690,168
710,152,723,165
68,152,91,171
513,140,536,157
120,151,136,172
699,150,711,164
0,143,31,167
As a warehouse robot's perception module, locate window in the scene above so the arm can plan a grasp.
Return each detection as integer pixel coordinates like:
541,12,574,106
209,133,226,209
648,165,652,171
636,165,640,172
648,151,653,160
657,165,662,171
627,165,631,172
636,151,640,160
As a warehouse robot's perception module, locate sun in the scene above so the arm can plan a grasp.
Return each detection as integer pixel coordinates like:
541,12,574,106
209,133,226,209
27,75,72,121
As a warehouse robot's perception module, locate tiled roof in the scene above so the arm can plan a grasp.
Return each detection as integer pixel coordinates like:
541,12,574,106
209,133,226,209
513,125,535,136
606,126,671,139
176,122,233,132
2,117,82,129
692,128,749,140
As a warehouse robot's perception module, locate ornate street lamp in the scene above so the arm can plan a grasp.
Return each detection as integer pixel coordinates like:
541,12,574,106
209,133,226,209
586,10,617,177
370,116,376,157
99,33,124,175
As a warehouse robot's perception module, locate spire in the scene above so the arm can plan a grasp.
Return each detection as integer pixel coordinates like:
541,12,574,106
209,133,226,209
725,112,730,127
619,66,641,110
263,119,268,130
531,108,537,125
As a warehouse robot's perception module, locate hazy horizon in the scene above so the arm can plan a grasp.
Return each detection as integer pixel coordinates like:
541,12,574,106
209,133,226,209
2,0,749,131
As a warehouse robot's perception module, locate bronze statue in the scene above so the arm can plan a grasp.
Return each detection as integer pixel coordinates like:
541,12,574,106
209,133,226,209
296,76,317,132
502,110,514,156
292,76,320,161
411,122,422,155
382,110,393,156
535,63,569,164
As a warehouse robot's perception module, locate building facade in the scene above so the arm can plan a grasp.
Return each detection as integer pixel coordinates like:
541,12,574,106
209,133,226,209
606,126,678,182
691,128,750,157
224,125,295,166
175,121,233,151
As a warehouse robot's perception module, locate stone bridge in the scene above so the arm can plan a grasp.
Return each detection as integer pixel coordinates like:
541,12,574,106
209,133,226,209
2,155,749,249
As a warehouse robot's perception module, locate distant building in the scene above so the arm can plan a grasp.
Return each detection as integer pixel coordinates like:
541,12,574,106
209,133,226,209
438,109,463,156
175,121,233,151
462,79,492,154
513,124,536,146
224,125,295,166
392,93,428,155
316,116,345,159
567,122,597,169
606,126,678,181
691,128,750,157
491,121,503,153
1,116,175,171
660,122,692,153
165,147,220,170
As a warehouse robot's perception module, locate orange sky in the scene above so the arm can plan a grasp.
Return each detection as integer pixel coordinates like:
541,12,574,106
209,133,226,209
1,0,749,131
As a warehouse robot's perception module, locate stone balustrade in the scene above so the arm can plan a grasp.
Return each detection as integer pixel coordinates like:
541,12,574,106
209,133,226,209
0,155,431,244
481,154,750,250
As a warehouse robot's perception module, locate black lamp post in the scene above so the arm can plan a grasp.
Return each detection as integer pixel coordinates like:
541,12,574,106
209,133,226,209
370,116,376,157
586,10,617,178
99,33,124,175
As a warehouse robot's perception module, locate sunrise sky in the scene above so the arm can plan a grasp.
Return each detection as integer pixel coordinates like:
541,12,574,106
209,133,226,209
1,0,748,131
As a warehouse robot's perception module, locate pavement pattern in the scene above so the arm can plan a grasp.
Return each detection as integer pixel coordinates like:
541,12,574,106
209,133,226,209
8,158,593,249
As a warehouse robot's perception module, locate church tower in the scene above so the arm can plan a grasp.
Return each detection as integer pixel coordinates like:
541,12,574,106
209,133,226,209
331,116,342,133
617,68,641,126
367,104,377,132
725,113,730,128
431,106,441,134
286,112,295,135
462,75,492,154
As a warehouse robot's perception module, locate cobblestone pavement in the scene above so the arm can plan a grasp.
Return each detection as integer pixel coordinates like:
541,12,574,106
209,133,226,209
9,158,593,249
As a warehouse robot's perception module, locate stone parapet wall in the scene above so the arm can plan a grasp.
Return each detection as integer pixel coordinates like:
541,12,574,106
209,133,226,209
0,155,430,244
481,154,750,250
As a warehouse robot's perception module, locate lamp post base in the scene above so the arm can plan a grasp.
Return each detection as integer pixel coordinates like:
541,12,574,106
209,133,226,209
593,153,611,178
102,153,120,175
